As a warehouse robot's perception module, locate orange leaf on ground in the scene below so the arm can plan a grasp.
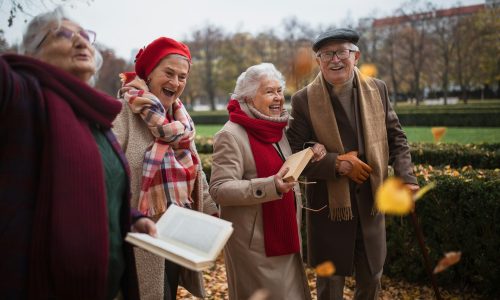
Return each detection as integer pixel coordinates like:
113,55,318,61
434,251,462,274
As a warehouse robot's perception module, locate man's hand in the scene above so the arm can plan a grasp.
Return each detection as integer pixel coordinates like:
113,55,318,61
336,151,373,184
132,217,158,238
405,183,420,194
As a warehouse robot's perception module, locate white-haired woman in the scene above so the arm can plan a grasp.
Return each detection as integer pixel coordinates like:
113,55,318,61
209,63,326,299
0,7,155,300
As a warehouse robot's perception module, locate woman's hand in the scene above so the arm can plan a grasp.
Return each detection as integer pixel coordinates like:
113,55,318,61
311,143,327,162
132,217,158,238
274,166,296,194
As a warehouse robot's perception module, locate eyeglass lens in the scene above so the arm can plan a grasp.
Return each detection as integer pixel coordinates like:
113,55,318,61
321,49,351,61
54,27,95,44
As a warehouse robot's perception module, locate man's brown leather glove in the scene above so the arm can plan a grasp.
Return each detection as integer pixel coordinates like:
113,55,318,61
336,151,373,184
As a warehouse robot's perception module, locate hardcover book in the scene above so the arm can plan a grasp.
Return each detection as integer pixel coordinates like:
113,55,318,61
125,205,233,271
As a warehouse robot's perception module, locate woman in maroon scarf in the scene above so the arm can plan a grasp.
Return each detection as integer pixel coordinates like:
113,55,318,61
209,63,326,299
0,7,156,300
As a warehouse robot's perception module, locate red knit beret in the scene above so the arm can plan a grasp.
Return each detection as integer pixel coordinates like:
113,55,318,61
134,37,192,80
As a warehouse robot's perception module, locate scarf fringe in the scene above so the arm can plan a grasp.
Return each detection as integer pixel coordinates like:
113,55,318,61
329,207,354,221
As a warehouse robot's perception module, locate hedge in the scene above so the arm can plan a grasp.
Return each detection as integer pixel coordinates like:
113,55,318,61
397,112,500,127
190,109,500,127
410,142,500,169
385,166,500,298
198,139,500,169
201,155,500,297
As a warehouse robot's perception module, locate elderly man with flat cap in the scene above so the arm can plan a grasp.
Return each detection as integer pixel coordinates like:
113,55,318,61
287,28,419,299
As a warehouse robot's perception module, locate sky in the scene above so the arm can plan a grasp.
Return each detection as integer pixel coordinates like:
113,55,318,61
0,0,484,60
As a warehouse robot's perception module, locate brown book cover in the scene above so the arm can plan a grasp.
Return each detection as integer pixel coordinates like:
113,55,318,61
282,147,314,182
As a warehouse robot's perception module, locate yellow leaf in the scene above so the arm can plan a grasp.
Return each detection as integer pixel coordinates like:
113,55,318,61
414,182,436,201
315,261,336,277
359,63,378,77
376,178,413,215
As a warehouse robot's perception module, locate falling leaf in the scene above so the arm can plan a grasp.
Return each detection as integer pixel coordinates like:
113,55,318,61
431,127,447,143
413,181,436,201
359,63,378,77
315,261,336,277
376,177,413,215
434,251,462,274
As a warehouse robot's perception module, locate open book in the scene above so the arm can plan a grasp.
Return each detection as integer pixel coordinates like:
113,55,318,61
125,205,233,271
282,147,314,182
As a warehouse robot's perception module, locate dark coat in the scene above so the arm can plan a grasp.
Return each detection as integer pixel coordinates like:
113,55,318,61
287,76,417,276
0,54,140,299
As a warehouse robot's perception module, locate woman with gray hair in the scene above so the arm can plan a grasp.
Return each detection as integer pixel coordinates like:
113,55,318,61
0,7,156,300
209,63,326,299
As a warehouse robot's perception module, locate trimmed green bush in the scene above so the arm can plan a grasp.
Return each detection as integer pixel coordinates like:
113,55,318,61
385,167,500,297
410,142,500,169
397,112,500,127
197,141,500,169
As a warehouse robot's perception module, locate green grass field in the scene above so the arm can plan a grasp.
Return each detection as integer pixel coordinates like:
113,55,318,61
197,125,500,144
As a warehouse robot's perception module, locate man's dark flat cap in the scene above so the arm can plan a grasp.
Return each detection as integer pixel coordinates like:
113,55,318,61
312,28,360,52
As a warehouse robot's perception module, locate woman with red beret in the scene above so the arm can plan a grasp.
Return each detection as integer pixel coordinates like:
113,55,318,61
113,37,218,299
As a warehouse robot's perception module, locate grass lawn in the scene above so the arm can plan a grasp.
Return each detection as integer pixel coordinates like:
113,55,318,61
197,124,500,144
403,127,500,144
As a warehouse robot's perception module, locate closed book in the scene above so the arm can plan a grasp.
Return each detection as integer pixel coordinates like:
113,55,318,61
282,147,314,182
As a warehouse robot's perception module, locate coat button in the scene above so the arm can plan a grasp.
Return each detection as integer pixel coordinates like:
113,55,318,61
256,189,263,197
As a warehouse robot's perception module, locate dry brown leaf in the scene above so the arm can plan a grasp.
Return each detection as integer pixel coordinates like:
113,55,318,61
433,251,462,274
315,260,336,277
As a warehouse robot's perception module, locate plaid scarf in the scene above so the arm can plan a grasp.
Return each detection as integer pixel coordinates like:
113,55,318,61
122,76,198,218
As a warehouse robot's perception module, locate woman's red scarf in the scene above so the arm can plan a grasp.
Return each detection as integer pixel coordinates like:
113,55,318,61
228,99,300,256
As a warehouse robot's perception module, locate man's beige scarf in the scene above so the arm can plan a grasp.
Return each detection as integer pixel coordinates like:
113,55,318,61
307,67,389,221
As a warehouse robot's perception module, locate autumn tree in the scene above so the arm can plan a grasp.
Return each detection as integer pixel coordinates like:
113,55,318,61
186,24,225,110
395,2,435,105
3,0,93,27
94,45,131,96
428,4,459,104
280,17,316,93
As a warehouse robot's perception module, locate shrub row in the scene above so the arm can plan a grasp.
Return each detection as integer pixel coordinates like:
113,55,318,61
190,109,500,127
385,165,500,298
410,142,500,169
397,112,500,127
198,139,500,169
200,155,500,297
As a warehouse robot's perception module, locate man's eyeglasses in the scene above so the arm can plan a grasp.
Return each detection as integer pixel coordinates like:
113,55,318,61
36,27,97,50
317,49,357,62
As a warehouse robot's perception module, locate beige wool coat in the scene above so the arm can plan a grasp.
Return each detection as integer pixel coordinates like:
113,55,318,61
112,98,218,299
209,103,312,300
